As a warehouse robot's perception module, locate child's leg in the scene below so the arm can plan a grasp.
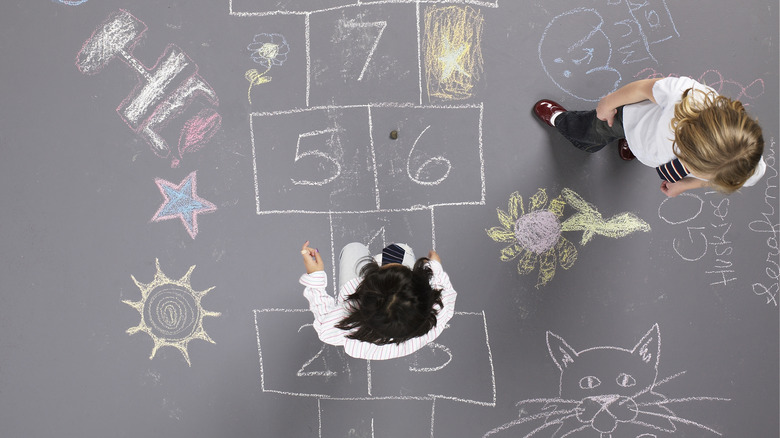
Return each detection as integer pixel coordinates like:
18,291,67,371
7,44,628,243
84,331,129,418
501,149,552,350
338,242,371,291
554,108,625,153
373,243,417,269
396,243,416,269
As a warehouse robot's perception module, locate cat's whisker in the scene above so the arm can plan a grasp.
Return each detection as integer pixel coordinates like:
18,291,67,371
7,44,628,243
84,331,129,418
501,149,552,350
516,397,579,406
652,370,687,388
630,382,656,399
557,423,590,438
521,414,581,438
636,396,731,407
482,412,579,438
634,408,725,435
630,419,678,433
631,371,688,399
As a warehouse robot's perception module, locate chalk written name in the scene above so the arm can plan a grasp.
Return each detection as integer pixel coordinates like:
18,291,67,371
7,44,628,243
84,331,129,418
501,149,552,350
748,138,779,306
658,193,737,286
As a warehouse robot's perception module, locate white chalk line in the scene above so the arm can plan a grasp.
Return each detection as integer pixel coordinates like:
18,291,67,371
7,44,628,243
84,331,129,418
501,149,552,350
254,309,495,405
250,102,484,117
342,20,387,81
253,202,484,216
229,0,500,18
416,1,423,105
367,106,381,210
249,102,485,214
430,207,436,250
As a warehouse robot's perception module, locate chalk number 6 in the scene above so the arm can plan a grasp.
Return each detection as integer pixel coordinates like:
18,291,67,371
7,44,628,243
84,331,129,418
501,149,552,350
407,125,452,186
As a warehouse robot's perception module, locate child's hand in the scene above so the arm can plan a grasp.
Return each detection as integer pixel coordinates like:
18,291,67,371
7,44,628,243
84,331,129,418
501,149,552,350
301,241,324,274
660,180,686,197
427,250,441,263
596,97,617,127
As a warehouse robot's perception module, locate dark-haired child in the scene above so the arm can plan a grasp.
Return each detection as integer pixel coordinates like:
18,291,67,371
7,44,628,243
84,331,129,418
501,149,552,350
299,241,457,360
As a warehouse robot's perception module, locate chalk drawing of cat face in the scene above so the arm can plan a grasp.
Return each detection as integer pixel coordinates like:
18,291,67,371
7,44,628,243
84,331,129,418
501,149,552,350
483,324,729,438
545,324,677,437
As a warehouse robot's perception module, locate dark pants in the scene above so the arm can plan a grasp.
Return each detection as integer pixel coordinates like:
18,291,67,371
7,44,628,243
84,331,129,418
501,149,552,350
554,106,626,153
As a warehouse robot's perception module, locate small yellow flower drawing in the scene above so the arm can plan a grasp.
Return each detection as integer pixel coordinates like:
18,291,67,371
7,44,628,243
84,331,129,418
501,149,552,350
486,188,651,288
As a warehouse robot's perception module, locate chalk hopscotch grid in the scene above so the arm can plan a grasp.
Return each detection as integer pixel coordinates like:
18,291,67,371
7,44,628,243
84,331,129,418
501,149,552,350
253,309,496,406
229,0,500,18
317,398,436,438
250,102,486,216
234,0,493,106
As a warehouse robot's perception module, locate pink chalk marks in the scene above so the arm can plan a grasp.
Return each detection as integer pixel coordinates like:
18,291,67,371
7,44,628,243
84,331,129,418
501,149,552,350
76,10,222,167
175,109,222,168
152,171,217,239
635,68,766,103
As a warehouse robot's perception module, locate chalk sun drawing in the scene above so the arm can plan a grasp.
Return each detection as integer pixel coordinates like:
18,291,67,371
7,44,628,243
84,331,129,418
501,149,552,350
486,188,650,287
483,324,730,438
151,171,217,239
423,5,484,101
124,259,221,366
246,33,290,104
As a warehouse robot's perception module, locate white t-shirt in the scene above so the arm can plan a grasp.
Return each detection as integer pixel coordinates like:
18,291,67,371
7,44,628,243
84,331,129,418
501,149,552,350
622,76,765,187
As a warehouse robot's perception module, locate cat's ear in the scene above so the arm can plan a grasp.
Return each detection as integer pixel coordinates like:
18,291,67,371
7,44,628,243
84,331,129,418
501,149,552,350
631,323,660,367
547,331,578,371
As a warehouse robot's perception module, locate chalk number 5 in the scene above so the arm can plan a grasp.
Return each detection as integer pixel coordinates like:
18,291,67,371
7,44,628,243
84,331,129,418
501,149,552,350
291,128,342,186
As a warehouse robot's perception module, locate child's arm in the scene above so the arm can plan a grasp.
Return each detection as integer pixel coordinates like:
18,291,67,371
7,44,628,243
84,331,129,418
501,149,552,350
427,258,457,326
299,241,349,347
660,178,708,197
596,78,662,127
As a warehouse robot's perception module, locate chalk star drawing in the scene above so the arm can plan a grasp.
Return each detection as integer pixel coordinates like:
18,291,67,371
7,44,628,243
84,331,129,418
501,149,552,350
124,259,221,366
424,5,484,101
152,171,216,239
438,37,469,82
486,188,650,288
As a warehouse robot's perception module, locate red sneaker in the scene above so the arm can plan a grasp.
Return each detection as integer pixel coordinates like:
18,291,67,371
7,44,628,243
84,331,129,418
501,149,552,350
533,99,567,127
618,138,635,161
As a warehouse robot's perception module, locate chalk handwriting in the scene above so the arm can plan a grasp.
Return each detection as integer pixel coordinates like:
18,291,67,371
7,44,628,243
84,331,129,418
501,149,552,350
749,138,780,306
487,188,650,288
151,171,217,239
483,324,730,437
539,1,679,101
658,192,745,287
54,0,89,5
76,10,221,167
124,259,221,366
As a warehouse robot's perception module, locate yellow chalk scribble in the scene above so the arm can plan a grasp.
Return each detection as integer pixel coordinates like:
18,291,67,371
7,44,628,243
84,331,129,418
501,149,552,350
245,67,272,104
559,188,651,245
423,5,484,101
486,188,650,288
124,259,221,366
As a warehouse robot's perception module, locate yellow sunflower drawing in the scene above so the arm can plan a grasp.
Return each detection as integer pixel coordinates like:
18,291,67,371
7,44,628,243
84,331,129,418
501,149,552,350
486,188,650,288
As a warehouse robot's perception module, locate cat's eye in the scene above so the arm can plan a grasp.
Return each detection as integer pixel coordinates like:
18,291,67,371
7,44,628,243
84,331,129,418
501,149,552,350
616,373,636,387
579,376,601,389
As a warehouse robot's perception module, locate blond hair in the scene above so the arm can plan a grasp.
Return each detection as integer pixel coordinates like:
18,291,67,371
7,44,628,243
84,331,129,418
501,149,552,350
671,88,764,193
